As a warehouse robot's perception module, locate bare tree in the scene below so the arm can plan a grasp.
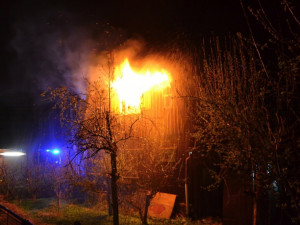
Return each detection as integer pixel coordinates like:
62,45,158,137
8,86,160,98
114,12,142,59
242,1,300,223
66,150,113,215
42,54,139,225
118,133,181,224
23,164,46,201
189,8,299,222
0,162,18,198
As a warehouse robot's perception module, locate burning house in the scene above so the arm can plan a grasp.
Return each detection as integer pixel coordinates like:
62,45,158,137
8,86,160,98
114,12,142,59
107,56,226,220
109,58,189,155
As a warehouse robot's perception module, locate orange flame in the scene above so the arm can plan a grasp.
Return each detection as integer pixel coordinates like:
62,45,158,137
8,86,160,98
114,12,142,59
111,58,171,114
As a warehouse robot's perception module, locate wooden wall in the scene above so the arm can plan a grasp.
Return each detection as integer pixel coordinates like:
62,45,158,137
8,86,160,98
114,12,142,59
116,85,189,152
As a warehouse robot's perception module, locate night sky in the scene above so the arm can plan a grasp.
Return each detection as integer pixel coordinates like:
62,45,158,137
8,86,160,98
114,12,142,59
0,0,269,150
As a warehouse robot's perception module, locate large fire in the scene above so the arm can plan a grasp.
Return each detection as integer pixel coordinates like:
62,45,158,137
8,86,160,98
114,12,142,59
111,58,171,114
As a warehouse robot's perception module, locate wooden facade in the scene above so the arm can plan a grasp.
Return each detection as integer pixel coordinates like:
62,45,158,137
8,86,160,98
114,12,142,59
111,82,189,154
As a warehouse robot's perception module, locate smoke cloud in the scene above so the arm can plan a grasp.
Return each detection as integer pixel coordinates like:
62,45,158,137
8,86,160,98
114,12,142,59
10,9,181,103
10,10,126,101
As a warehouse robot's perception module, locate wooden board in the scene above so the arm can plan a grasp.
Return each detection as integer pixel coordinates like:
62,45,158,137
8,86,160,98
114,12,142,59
148,192,176,219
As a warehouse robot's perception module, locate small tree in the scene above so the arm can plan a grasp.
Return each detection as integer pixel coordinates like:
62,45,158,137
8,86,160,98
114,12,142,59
188,35,263,222
118,133,181,224
43,54,139,225
189,2,300,221
67,150,113,214
47,163,70,210
23,164,46,201
0,162,17,198
241,1,299,223
0,159,25,200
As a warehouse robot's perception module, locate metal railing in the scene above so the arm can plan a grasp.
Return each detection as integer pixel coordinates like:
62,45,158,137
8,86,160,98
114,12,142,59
0,204,32,225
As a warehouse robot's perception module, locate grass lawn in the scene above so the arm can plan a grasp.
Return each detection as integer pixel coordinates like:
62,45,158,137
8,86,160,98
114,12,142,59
9,198,221,225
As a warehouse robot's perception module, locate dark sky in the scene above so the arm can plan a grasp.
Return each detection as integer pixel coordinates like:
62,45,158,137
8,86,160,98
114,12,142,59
0,0,270,149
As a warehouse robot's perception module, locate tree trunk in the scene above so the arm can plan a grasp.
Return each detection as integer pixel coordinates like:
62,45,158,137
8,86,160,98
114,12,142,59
32,194,37,201
110,149,119,225
252,168,257,225
142,192,153,225
106,111,119,225
253,194,257,225
57,191,61,210
106,177,112,216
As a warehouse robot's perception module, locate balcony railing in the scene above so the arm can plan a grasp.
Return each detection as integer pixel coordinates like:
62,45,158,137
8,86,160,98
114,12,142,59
0,204,33,225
